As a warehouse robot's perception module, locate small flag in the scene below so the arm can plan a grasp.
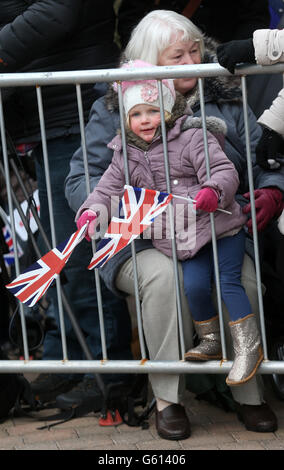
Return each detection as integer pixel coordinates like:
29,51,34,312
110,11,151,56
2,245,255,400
88,185,172,270
6,223,88,307
2,224,23,268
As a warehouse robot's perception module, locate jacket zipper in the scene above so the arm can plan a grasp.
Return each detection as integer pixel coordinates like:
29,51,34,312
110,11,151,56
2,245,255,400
144,151,149,164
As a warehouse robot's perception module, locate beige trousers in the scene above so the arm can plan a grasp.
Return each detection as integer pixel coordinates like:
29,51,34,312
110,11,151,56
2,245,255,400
115,248,264,405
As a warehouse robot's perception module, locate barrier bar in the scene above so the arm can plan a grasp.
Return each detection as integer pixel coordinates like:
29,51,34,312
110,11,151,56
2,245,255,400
0,90,30,360
241,76,269,360
198,78,228,360
117,81,147,360
0,359,282,375
0,63,283,375
1,63,284,87
36,85,68,361
157,79,186,358
75,83,108,360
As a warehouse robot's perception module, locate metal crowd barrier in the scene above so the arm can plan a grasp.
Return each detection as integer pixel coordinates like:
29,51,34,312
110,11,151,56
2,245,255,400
0,62,284,376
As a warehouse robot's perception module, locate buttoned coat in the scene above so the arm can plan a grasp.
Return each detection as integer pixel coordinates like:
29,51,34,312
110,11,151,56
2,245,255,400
253,28,284,134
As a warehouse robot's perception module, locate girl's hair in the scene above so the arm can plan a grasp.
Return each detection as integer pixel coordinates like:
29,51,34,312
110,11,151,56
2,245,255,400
124,10,205,65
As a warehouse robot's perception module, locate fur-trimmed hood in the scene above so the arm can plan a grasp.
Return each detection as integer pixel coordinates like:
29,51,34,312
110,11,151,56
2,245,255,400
181,115,227,136
186,36,242,109
111,91,227,152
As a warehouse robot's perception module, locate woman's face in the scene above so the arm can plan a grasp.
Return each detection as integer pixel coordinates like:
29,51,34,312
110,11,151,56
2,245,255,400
158,34,201,95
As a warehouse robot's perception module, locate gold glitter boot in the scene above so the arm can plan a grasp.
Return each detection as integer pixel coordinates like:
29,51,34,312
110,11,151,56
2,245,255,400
226,313,264,386
184,315,222,361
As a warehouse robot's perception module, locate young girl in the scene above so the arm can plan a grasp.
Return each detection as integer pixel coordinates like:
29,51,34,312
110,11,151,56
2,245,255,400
76,60,263,386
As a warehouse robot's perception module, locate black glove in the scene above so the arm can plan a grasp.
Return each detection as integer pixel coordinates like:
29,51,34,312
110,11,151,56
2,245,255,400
256,127,284,170
217,38,255,74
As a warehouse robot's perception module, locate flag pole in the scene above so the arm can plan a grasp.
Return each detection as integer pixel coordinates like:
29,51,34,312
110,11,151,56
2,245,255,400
171,194,232,215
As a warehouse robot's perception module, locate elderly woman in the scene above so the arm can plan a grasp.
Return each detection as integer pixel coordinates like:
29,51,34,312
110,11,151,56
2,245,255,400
65,10,283,440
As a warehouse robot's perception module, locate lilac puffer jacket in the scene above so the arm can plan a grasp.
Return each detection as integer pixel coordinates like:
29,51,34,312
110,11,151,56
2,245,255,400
77,114,247,260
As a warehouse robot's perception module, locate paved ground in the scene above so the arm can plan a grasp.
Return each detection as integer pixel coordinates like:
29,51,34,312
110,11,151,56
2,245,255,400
1,376,284,451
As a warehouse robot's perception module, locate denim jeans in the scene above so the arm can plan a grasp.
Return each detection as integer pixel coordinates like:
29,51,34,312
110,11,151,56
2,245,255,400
182,230,252,322
33,135,132,373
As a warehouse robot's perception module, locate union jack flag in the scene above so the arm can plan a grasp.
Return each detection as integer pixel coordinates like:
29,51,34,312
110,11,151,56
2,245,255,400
88,185,173,270
2,224,23,267
6,223,88,307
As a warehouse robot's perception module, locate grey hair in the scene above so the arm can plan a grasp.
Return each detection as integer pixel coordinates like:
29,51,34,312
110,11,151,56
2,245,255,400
124,10,205,65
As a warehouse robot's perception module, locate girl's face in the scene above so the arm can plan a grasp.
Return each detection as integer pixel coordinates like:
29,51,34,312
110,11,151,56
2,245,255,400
158,33,201,95
129,104,161,142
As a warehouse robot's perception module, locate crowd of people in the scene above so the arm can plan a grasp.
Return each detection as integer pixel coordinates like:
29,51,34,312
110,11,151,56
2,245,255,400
1,0,284,441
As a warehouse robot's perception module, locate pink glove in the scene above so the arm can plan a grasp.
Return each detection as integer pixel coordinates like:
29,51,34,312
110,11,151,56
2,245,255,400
242,187,283,233
76,209,97,241
195,188,219,212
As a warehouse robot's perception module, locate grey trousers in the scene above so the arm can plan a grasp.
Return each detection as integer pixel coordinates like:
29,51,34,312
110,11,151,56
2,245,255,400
115,248,264,405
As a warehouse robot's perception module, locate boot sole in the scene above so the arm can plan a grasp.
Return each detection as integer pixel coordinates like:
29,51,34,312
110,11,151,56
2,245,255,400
184,353,222,361
157,428,191,441
226,348,264,386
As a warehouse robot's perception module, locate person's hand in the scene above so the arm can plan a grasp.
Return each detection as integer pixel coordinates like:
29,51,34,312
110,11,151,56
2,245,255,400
256,127,284,170
76,209,97,241
242,187,283,233
195,188,219,212
217,38,255,74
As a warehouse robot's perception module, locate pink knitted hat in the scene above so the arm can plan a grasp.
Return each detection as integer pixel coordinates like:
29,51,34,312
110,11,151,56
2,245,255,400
113,60,176,116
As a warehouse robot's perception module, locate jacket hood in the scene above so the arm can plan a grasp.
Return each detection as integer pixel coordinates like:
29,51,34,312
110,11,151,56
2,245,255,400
106,91,190,149
182,114,227,136
108,90,227,153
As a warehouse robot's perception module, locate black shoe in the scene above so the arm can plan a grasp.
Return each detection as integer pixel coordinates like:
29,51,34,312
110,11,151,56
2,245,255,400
155,404,191,441
55,377,104,411
30,374,79,403
235,402,278,432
